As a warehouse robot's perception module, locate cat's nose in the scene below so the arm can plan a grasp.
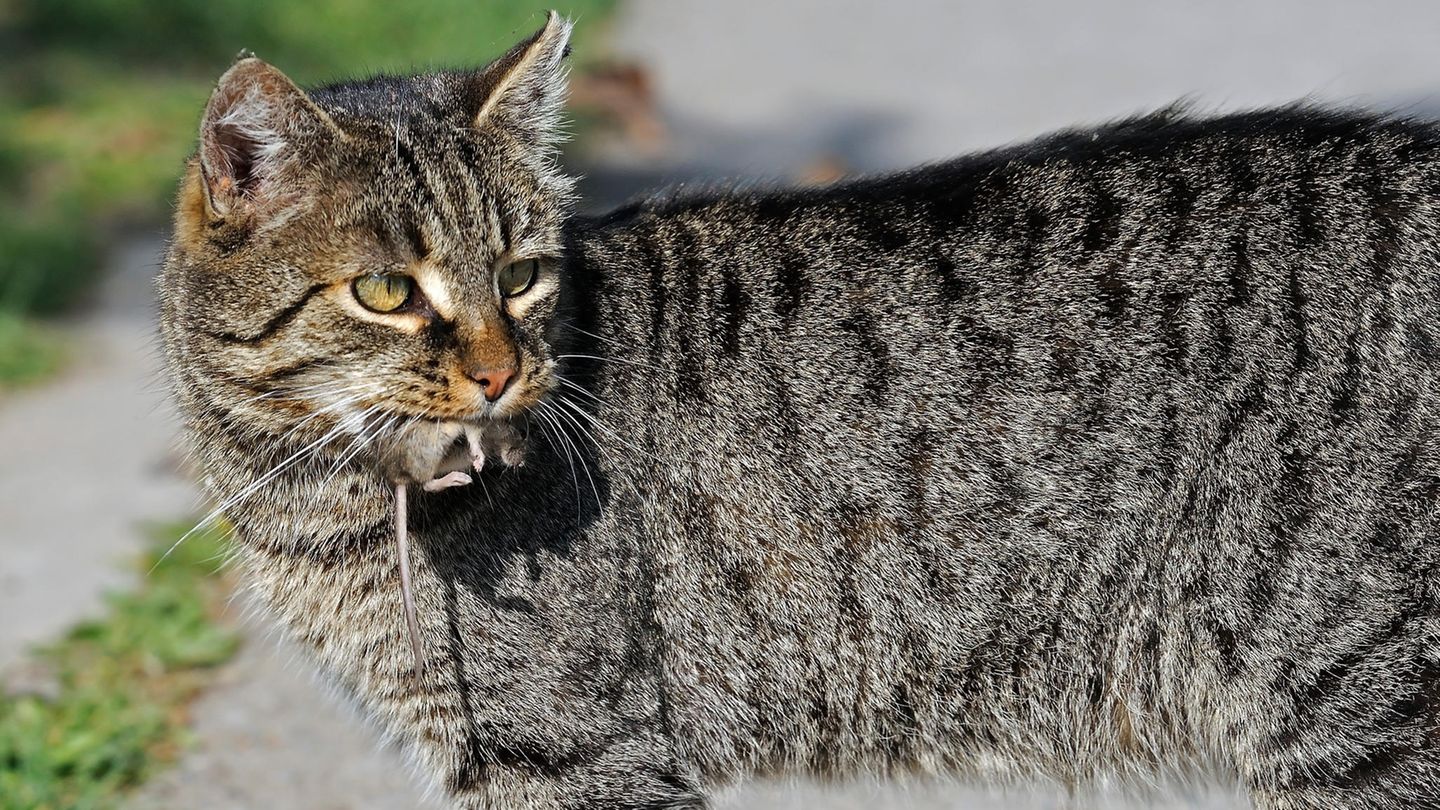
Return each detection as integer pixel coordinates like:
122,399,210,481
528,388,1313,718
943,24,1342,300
466,366,515,402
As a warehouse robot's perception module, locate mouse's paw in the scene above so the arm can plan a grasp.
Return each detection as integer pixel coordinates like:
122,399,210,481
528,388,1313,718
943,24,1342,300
464,421,527,471
422,471,473,492
499,440,527,468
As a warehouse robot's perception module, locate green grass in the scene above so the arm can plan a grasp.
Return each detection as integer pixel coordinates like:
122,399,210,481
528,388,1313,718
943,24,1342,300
0,522,240,810
0,314,66,389
0,0,617,382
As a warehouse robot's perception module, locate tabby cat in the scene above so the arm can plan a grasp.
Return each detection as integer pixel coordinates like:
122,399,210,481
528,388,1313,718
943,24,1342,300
159,13,1440,809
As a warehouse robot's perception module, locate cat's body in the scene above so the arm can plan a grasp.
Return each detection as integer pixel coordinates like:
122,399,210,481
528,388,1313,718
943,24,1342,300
161,15,1440,810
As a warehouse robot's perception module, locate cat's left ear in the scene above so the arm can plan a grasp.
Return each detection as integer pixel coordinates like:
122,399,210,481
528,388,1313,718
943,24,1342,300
465,12,573,148
196,56,345,220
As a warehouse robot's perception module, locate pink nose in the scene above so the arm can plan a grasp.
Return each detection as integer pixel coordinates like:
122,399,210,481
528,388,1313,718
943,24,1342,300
467,366,515,401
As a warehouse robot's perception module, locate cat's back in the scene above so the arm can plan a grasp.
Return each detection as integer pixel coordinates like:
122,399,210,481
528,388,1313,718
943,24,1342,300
575,104,1440,474
581,104,1440,295
564,106,1440,782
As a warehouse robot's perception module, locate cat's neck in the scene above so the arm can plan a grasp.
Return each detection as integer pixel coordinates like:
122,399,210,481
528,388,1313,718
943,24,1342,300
194,396,604,565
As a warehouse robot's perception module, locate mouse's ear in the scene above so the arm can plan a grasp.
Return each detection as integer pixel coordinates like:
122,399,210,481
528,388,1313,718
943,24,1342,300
197,56,344,220
463,12,572,150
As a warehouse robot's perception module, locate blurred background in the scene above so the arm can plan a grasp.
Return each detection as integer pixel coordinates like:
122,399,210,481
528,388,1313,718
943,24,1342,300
3,0,1440,808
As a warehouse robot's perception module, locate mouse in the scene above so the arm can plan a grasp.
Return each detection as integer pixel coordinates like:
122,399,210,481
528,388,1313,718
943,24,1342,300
384,420,526,673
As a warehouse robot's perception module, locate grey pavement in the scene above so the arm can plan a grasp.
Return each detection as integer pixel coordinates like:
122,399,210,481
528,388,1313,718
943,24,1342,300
131,626,446,810
604,0,1440,182
0,234,192,669
5,1,1440,809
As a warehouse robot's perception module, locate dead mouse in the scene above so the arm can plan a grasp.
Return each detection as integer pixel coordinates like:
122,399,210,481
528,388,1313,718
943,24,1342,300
384,420,525,673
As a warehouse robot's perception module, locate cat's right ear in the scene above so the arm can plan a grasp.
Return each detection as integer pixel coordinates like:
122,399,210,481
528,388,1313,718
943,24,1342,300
464,12,573,149
195,56,343,221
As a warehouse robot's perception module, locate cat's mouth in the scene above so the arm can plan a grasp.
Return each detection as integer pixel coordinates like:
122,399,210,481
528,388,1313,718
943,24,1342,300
376,415,527,490
406,376,547,424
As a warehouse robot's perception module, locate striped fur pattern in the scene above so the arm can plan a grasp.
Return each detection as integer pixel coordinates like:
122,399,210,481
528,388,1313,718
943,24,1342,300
160,16,1440,810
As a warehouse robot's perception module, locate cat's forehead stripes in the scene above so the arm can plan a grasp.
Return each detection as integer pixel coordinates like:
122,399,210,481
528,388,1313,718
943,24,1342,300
383,124,511,260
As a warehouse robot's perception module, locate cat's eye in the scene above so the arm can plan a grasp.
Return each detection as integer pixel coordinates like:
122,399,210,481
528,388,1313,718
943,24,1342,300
497,258,539,298
352,273,414,313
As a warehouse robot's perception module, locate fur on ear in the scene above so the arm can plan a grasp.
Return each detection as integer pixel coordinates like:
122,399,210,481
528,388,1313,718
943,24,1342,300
468,11,573,149
198,56,343,219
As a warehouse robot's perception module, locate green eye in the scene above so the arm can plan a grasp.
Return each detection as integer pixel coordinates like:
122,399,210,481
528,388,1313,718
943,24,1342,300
352,274,413,313
498,258,539,298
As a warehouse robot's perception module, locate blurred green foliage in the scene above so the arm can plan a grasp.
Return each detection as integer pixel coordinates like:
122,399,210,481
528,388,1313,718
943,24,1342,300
0,521,238,810
0,312,66,388
0,0,616,318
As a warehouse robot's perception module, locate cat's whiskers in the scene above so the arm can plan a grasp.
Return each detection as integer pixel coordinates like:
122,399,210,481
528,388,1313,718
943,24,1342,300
544,407,615,501
537,398,602,513
556,353,664,373
314,400,397,497
258,381,386,457
237,377,350,404
545,397,613,465
303,406,413,525
159,384,383,569
556,320,620,348
548,390,659,465
207,365,343,397
553,374,611,407
545,375,662,462
548,391,613,438
535,403,578,504
213,379,358,424
529,404,584,519
175,381,374,538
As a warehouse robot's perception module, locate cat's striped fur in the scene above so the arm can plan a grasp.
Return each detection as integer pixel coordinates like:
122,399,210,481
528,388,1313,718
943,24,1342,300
160,14,1440,809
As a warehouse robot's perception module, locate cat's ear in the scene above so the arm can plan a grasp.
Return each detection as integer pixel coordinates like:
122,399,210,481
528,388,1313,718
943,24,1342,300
466,12,573,148
197,56,343,219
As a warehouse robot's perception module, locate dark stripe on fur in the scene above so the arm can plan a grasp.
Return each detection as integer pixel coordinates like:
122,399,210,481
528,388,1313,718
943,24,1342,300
202,283,327,344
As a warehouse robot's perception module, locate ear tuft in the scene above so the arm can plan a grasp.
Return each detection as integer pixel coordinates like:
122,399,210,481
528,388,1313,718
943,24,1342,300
198,57,339,219
470,11,573,149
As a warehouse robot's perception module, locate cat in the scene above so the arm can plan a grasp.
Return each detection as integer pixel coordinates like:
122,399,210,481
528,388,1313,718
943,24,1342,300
159,12,1440,810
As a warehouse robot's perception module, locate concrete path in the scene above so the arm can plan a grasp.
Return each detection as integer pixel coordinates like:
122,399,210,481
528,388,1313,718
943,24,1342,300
0,234,192,669
605,0,1440,182
131,630,445,810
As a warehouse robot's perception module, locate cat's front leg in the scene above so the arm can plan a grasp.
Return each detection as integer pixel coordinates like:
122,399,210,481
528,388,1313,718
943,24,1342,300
437,737,709,810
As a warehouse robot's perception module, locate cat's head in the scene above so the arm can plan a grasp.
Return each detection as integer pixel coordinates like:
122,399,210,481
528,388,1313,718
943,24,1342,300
161,15,578,484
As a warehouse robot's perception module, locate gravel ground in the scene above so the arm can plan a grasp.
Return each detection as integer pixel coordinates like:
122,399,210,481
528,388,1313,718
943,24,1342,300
3,1,1438,809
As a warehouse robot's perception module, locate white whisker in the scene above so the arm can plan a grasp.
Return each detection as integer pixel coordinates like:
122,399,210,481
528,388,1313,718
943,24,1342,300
157,384,381,570
540,399,602,513
549,393,658,464
532,405,582,519
557,320,619,347
553,374,610,406
556,353,664,373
